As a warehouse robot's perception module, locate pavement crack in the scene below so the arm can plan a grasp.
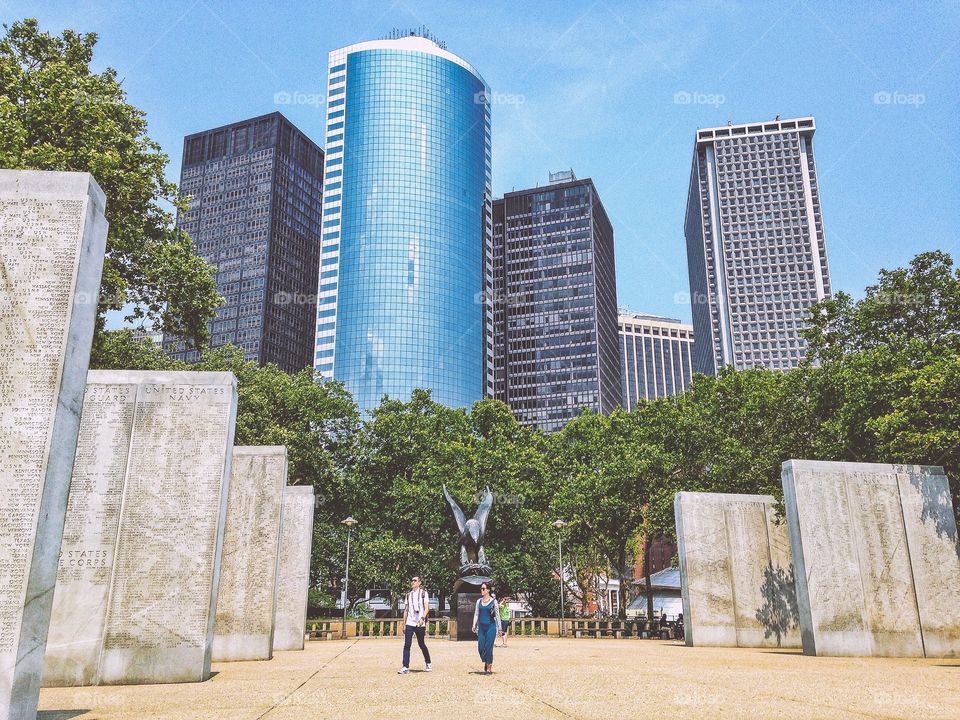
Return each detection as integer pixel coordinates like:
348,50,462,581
492,676,574,718
255,640,358,719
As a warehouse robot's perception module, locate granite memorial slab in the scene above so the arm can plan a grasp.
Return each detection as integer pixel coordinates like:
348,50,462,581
273,486,314,652
782,459,960,657
675,491,800,648
43,374,137,687
0,170,106,720
44,371,237,686
212,446,287,662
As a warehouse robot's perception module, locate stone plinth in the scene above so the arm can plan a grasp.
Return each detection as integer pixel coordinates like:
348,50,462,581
0,170,107,720
782,459,960,657
675,492,800,648
212,446,287,662
273,486,314,652
43,371,237,687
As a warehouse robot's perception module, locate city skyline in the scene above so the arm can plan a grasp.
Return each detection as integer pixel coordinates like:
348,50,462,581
18,1,955,328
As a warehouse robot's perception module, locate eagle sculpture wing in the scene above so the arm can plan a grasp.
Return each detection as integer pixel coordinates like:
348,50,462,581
474,486,494,533
443,484,466,534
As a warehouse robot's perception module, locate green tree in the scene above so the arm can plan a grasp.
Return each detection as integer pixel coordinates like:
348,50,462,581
803,251,960,508
0,18,222,348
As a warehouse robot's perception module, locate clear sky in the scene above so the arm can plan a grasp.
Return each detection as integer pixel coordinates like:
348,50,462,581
8,0,959,323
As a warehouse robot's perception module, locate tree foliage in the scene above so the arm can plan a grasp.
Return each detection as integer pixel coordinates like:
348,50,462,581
0,18,222,348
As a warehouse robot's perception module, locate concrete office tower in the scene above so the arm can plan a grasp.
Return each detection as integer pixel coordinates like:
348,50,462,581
314,31,491,411
164,112,324,373
491,171,620,432
684,116,831,375
619,311,694,408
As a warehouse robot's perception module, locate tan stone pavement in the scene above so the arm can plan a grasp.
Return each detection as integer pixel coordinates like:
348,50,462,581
38,637,960,719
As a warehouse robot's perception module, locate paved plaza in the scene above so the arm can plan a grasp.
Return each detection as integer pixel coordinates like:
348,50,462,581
38,637,960,719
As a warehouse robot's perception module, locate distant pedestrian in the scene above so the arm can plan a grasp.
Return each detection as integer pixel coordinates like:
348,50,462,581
398,576,432,674
473,582,500,674
498,596,512,646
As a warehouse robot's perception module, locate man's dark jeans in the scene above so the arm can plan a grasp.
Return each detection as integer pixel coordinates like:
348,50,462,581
402,624,431,668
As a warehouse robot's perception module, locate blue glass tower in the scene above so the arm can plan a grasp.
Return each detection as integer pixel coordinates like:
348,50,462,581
314,33,491,411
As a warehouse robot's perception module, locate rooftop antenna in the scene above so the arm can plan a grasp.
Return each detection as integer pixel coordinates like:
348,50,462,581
775,114,781,121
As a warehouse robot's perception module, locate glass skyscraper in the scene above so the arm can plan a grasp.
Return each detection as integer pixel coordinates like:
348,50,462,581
491,171,621,432
684,116,831,374
314,32,491,411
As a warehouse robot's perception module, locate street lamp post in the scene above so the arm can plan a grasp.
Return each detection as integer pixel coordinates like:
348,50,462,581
552,519,566,637
341,516,357,640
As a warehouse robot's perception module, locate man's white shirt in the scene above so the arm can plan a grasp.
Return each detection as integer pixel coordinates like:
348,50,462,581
405,589,429,627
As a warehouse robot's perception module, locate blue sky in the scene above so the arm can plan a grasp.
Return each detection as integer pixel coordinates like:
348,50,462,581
8,0,959,322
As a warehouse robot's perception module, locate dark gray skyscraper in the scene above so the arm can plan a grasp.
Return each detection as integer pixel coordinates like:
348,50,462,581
490,171,620,432
163,112,324,372
684,116,831,374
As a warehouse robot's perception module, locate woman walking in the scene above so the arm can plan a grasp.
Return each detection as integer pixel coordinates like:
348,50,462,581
498,596,511,647
472,582,500,674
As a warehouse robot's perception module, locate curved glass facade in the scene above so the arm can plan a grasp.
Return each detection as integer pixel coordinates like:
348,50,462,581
318,38,491,411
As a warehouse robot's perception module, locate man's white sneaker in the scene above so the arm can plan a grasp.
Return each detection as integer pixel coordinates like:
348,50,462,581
425,663,432,672
397,667,409,674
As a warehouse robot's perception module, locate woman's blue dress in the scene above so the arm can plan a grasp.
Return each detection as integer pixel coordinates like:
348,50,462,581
476,598,497,664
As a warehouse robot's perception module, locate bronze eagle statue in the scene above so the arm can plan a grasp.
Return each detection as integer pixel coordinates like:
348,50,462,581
443,485,493,573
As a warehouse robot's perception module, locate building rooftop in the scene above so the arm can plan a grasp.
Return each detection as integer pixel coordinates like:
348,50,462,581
696,116,815,144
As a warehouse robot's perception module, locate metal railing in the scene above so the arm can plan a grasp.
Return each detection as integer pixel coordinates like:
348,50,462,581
306,617,683,641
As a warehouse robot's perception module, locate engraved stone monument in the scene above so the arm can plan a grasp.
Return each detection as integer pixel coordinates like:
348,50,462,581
675,492,800,648
44,371,238,686
273,486,315,652
782,459,960,657
0,170,106,720
212,446,287,662
43,375,137,686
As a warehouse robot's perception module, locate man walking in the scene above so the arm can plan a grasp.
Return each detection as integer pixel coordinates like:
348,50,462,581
398,576,432,674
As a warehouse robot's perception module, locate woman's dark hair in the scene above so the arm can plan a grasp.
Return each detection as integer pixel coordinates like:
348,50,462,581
480,582,490,592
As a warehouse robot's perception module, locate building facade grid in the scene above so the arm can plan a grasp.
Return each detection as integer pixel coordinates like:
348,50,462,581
163,112,324,373
618,312,694,409
491,173,621,432
684,116,831,375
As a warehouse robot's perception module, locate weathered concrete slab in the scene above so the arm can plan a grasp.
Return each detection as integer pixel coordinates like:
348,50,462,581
273,486,314,652
782,459,960,658
0,170,106,720
212,446,287,662
675,492,800,648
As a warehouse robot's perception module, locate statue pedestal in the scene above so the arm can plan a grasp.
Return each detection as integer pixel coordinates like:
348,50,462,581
451,576,490,641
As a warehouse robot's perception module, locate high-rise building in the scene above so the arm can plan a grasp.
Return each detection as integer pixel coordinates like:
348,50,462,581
491,171,620,432
684,116,831,374
618,311,694,408
163,112,324,372
314,31,491,412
